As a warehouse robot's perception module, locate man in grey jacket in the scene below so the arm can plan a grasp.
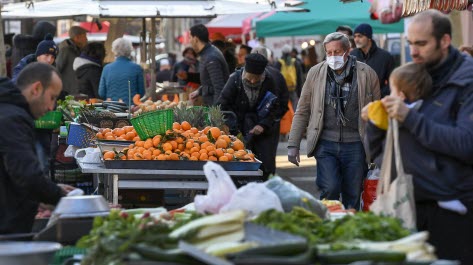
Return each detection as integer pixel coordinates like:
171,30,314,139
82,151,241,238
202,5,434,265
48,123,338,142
287,32,380,210
189,24,229,106
56,26,88,96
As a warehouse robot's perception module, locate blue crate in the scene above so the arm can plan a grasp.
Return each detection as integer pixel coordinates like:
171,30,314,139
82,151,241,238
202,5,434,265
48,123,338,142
67,123,95,148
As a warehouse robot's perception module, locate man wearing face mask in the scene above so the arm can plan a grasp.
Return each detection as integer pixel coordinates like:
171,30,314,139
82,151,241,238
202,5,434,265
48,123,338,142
287,32,380,210
217,53,279,179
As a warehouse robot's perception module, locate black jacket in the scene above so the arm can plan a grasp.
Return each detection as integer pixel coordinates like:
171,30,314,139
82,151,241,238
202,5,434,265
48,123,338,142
267,65,289,120
73,57,103,99
350,41,394,98
0,78,63,234
217,69,280,135
197,43,230,106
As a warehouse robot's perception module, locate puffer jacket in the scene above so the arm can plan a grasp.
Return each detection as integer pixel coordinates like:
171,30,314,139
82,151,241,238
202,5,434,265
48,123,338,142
12,54,36,83
99,56,145,105
197,43,230,106
0,78,63,234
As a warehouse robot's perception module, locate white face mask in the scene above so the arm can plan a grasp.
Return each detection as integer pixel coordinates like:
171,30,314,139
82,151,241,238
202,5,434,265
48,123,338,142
326,52,347,70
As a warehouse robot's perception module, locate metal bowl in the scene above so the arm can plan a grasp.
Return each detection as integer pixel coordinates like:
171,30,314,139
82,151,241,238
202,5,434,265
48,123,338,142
0,241,61,265
54,195,109,215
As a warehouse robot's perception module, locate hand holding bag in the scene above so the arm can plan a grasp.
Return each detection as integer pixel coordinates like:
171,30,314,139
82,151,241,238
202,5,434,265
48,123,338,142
370,119,417,231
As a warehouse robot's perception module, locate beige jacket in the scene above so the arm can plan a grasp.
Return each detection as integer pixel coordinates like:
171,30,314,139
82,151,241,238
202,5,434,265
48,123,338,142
288,60,380,156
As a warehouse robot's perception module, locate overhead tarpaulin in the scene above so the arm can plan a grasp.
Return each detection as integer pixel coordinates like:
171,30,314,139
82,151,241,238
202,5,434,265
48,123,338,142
256,0,404,37
206,13,257,37
1,0,306,19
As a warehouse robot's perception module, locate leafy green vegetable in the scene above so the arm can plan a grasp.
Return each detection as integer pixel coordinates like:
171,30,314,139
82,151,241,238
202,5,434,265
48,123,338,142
253,207,323,244
253,209,409,245
77,210,202,265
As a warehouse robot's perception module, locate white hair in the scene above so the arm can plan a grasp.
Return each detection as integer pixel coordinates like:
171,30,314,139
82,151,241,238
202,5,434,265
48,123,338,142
112,37,133,57
323,32,351,51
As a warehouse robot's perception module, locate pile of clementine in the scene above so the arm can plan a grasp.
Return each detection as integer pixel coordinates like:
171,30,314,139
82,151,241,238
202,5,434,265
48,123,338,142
96,126,141,141
104,121,255,162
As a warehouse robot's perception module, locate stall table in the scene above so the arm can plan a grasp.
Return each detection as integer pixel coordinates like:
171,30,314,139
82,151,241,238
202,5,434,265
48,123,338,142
77,161,263,205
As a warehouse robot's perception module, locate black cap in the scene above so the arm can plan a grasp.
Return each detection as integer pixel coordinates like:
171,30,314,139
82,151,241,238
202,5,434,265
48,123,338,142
244,53,268,75
35,33,58,58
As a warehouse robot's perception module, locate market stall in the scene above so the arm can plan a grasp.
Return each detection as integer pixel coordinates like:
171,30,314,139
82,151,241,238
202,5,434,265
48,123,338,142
9,163,449,265
77,161,262,205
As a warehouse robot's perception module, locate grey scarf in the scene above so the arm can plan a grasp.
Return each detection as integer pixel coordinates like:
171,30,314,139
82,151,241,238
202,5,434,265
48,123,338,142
242,69,266,109
326,56,356,126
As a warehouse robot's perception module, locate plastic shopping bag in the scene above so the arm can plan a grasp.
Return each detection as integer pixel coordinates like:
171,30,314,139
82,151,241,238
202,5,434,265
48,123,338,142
220,182,283,218
194,162,237,214
265,176,329,220
370,119,416,230
362,168,380,212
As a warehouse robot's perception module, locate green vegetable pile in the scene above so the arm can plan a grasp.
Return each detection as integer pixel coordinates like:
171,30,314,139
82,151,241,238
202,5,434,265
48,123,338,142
253,208,410,244
253,207,324,244
77,210,202,265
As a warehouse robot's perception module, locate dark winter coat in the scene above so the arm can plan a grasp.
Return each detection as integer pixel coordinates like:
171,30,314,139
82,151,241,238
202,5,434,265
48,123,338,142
217,69,280,178
73,57,103,98
267,65,289,120
197,43,230,106
170,59,200,86
350,41,394,98
217,69,279,135
57,39,82,95
12,54,36,83
0,78,64,234
156,69,172,83
366,48,473,202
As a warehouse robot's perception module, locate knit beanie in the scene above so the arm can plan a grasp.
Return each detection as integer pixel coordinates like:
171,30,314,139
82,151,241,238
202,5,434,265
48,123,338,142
244,53,268,75
354,23,373,39
35,33,58,58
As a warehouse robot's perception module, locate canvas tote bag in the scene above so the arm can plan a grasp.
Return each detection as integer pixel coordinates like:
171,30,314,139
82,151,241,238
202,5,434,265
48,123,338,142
370,119,416,230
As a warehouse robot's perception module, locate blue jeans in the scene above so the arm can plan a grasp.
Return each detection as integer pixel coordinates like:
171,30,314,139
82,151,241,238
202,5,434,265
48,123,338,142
314,140,367,210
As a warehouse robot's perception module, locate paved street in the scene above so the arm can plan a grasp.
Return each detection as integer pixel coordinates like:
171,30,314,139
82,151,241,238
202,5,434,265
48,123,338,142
274,138,321,198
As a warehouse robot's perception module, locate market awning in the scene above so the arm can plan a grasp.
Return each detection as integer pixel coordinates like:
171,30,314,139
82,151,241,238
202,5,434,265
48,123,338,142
1,0,308,19
206,13,256,37
256,0,404,37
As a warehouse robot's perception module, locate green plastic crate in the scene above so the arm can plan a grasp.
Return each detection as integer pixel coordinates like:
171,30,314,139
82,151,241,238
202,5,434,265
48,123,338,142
35,111,62,129
130,108,174,140
51,246,87,265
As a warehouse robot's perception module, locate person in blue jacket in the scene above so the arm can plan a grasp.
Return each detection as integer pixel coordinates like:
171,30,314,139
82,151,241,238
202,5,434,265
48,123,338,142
12,34,58,83
99,37,145,105
365,9,473,263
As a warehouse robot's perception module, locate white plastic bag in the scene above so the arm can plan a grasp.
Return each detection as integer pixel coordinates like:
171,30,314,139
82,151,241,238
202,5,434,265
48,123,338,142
74,147,101,163
194,162,237,214
220,182,283,217
64,145,79,157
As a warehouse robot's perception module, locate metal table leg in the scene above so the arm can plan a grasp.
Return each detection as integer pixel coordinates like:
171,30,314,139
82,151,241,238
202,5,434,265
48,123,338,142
113,174,119,205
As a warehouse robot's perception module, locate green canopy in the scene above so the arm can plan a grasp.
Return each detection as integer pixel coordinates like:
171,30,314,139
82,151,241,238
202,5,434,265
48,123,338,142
256,0,404,37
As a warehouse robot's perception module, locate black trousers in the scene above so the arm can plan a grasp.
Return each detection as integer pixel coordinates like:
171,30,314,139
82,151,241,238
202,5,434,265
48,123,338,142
416,200,473,264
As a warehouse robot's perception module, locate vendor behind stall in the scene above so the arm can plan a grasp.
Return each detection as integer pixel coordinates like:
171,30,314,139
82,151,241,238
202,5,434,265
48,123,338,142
0,63,75,234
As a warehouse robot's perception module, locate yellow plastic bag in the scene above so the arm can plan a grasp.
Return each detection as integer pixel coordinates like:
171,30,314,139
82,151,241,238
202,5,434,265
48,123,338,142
368,100,388,130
